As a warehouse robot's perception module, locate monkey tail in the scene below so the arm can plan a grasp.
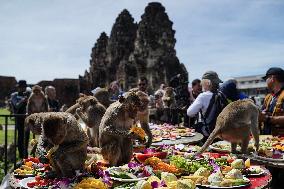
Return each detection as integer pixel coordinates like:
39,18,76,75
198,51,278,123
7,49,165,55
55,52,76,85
250,106,260,152
194,128,220,156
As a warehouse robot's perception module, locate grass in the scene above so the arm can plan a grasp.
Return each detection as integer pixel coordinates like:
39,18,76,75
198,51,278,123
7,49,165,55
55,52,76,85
0,129,15,145
0,108,15,125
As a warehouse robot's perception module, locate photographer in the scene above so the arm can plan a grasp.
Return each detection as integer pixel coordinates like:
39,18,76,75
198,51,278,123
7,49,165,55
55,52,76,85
169,74,191,127
10,80,30,158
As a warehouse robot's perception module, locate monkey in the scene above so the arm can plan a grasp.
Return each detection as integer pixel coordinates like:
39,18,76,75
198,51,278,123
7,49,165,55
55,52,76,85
65,94,89,116
99,92,144,166
75,96,106,147
162,87,176,108
129,88,153,147
39,112,88,177
93,88,113,108
195,99,259,155
27,85,48,114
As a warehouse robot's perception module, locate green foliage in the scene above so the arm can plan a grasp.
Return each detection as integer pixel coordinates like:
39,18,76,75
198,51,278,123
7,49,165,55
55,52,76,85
0,108,15,125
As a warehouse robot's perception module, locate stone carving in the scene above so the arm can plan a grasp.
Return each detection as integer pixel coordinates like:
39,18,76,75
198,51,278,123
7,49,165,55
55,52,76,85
80,2,188,93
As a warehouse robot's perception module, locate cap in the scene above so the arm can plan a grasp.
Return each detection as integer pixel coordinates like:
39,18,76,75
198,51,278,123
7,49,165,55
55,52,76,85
16,80,27,88
262,67,284,80
202,71,223,83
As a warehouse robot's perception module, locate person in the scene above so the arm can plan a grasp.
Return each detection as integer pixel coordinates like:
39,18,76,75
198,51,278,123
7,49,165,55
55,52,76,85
169,74,191,126
259,67,284,135
188,79,202,126
187,71,227,137
189,79,202,103
108,81,123,101
10,80,30,158
138,77,149,94
45,86,60,112
219,79,248,103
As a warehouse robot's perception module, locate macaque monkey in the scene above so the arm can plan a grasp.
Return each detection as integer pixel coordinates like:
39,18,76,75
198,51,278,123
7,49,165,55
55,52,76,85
162,87,176,108
93,88,113,108
27,85,48,114
195,99,259,155
75,96,106,147
129,88,153,147
99,92,144,166
25,112,89,177
41,113,88,177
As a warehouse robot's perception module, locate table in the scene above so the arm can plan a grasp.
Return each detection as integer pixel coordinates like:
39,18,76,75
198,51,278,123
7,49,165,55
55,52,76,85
151,132,204,146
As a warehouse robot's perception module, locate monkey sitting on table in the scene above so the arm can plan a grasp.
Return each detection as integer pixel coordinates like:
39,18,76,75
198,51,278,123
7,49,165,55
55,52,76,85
99,92,145,166
25,112,89,177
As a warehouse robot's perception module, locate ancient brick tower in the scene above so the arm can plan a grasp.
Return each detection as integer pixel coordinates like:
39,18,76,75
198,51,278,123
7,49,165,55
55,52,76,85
80,2,188,93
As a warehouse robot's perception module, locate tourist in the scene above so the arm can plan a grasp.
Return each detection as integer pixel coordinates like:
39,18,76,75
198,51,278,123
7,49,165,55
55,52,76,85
187,71,227,137
219,79,248,103
45,86,60,112
260,67,284,135
108,81,123,101
188,79,202,127
189,79,202,104
138,77,149,94
10,80,30,158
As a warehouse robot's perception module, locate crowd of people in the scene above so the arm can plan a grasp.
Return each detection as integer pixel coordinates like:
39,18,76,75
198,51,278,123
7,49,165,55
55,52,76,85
6,67,284,160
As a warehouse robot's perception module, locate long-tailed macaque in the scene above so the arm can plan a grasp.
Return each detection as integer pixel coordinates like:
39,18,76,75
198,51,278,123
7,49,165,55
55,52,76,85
43,113,88,177
27,85,48,114
162,87,176,108
195,99,259,155
99,92,144,166
75,96,106,147
134,90,153,147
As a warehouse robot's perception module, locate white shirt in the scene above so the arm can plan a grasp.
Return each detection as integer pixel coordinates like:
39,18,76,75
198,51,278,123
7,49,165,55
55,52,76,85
187,91,213,117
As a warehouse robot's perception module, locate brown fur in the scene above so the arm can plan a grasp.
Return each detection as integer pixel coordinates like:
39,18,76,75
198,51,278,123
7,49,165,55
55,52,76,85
99,92,142,166
162,87,176,108
130,89,153,147
26,112,88,177
196,99,259,155
76,96,106,147
27,85,48,114
93,88,113,108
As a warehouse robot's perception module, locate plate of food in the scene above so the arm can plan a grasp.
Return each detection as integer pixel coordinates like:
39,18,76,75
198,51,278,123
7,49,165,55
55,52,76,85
244,166,265,176
19,177,36,189
153,137,163,143
108,167,149,182
209,141,242,153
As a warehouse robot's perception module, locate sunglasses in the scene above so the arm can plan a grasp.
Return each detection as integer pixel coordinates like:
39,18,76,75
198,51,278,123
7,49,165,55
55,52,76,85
139,83,146,86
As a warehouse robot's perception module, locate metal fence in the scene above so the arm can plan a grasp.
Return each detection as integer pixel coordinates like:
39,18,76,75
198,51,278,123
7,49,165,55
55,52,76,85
0,114,26,175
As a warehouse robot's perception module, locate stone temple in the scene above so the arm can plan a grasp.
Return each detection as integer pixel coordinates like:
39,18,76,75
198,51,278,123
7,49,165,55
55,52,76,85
79,2,188,93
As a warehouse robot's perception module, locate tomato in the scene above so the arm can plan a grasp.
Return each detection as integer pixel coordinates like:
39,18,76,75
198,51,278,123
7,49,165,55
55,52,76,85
27,181,36,188
35,175,41,182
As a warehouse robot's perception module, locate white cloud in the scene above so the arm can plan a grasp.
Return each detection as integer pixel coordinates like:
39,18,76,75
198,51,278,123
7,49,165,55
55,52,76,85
0,0,284,84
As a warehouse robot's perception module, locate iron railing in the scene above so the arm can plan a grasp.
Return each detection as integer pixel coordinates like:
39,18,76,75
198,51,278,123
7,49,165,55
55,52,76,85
0,114,26,175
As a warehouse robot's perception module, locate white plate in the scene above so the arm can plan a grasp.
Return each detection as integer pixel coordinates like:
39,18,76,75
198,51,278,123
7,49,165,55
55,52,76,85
247,166,265,176
108,167,148,182
110,176,148,182
252,153,284,162
197,177,250,188
19,177,35,189
13,173,34,178
209,141,241,153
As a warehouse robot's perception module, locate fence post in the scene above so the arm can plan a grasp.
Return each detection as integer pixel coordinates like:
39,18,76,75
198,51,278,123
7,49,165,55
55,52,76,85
14,115,17,169
4,116,8,175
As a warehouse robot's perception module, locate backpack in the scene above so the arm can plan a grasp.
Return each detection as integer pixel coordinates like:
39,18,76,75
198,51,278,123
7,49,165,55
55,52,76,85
197,91,228,136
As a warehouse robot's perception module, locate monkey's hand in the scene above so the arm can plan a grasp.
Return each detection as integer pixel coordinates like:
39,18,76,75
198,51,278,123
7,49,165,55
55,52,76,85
76,107,82,115
145,135,152,148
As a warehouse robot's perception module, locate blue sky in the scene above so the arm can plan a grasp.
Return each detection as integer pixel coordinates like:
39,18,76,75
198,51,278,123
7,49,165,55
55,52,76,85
1,0,284,84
